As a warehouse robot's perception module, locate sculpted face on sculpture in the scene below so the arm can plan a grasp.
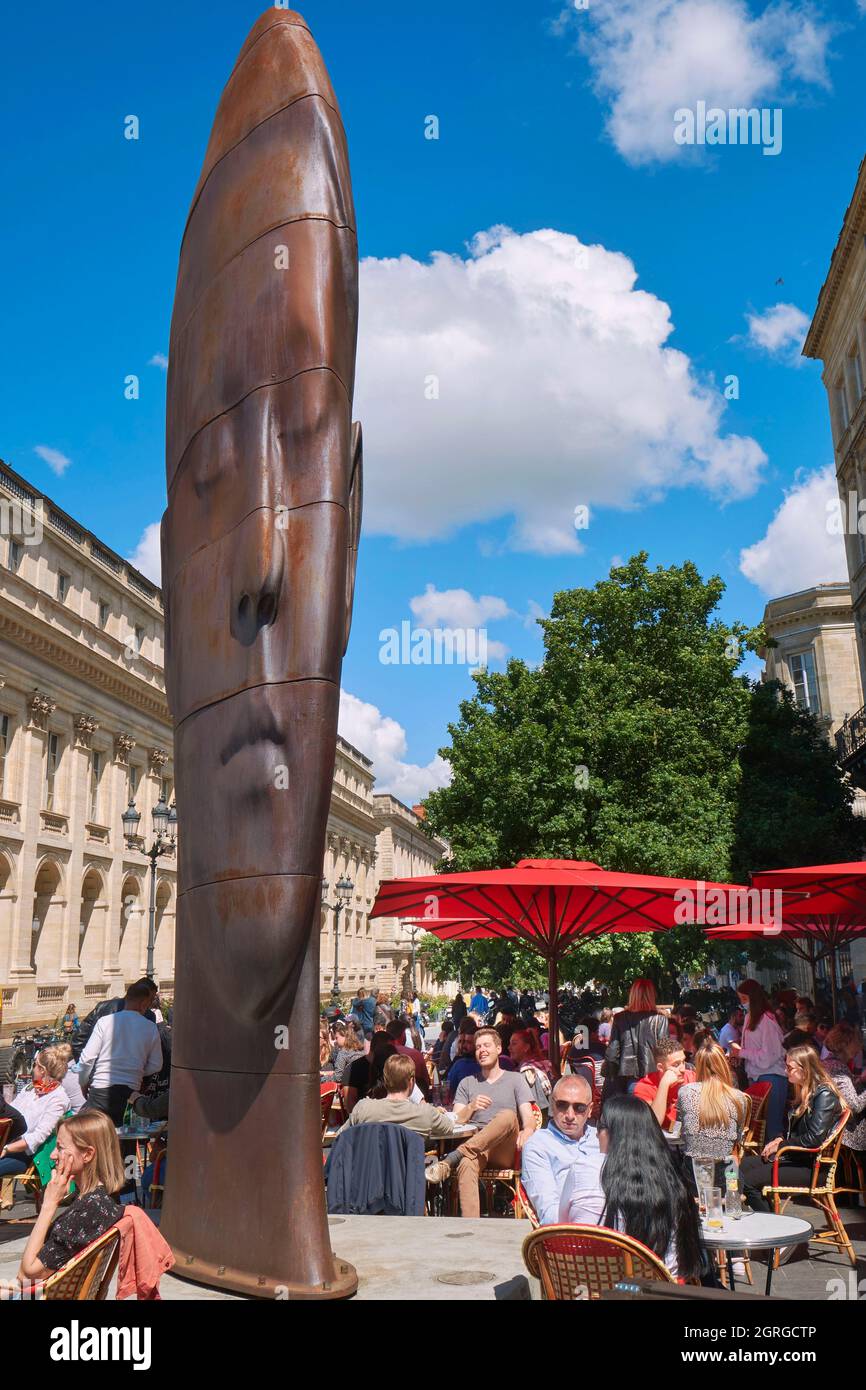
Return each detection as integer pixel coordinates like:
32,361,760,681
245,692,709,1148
159,8,361,1297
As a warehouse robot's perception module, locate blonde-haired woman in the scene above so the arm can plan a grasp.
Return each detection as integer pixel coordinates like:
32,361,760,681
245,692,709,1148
18,1109,124,1281
740,1044,843,1214
677,1038,748,1186
602,978,667,1101
0,1049,69,1181
43,1042,85,1114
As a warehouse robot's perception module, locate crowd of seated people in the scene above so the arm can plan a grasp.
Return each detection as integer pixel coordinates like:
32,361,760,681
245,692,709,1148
319,974,864,1258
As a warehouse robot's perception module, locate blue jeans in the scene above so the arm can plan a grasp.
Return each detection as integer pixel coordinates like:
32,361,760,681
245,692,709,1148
0,1154,30,1178
757,1072,789,1141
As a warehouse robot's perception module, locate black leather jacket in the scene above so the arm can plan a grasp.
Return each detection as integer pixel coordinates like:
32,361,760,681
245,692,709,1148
605,1010,669,1080
786,1085,842,1150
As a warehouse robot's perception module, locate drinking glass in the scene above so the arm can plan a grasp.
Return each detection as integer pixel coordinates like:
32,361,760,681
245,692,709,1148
706,1188,723,1229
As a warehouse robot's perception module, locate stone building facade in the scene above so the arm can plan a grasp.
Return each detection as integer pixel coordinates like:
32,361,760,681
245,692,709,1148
371,794,451,998
0,461,451,1031
0,461,175,1031
799,156,866,988
804,158,866,777
761,584,865,749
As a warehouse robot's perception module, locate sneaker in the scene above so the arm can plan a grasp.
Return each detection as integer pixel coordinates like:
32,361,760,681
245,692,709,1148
425,1160,453,1185
731,1259,748,1279
776,1244,796,1265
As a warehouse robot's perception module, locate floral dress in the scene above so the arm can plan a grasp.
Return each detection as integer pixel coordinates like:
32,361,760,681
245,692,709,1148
37,1184,120,1271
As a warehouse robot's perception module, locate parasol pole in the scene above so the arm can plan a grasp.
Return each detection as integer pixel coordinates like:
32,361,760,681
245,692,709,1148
547,951,560,1074
546,887,561,1074
829,939,839,1023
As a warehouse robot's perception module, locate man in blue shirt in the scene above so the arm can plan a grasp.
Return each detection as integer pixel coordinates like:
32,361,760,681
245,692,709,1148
469,986,488,1016
520,1073,603,1226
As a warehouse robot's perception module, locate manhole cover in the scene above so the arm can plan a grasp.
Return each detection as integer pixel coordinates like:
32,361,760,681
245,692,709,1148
328,1217,346,1226
436,1270,496,1286
444,1231,473,1238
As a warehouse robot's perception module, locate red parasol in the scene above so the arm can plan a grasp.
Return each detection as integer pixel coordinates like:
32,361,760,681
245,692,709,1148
370,858,750,1069
748,864,866,1020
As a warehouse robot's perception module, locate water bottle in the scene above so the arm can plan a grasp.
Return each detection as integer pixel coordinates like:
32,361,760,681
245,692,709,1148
725,1155,741,1219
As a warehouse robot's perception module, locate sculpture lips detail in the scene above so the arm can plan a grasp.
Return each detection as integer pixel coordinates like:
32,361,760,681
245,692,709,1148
160,8,361,1298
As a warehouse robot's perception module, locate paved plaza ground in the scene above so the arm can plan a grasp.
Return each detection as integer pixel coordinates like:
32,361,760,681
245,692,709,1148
1,1198,863,1300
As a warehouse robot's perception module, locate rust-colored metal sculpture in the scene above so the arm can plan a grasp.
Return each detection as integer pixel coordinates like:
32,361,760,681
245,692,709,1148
159,7,361,1299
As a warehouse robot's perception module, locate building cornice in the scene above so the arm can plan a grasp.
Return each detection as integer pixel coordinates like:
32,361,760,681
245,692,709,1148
0,606,170,723
804,156,866,362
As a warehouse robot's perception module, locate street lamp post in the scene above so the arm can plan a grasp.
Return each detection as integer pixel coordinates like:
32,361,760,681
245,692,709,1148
410,924,418,997
321,874,354,1002
122,793,177,979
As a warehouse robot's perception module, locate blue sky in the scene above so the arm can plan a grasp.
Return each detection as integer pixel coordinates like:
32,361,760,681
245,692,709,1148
1,0,864,800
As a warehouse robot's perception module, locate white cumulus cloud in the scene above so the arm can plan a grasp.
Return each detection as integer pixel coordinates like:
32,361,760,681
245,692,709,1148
744,302,810,361
149,353,169,371
34,445,72,477
409,584,511,661
557,0,833,166
356,226,766,551
127,522,162,583
338,690,451,805
739,464,847,595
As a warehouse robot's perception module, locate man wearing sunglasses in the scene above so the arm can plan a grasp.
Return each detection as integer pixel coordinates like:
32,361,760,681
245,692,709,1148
520,1073,604,1226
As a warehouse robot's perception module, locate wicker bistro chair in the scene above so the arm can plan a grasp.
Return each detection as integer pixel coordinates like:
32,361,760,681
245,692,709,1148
837,1146,866,1204
514,1176,540,1227
762,1108,855,1267
741,1082,771,1156
40,1226,121,1301
478,1102,544,1217
320,1082,340,1139
523,1223,675,1300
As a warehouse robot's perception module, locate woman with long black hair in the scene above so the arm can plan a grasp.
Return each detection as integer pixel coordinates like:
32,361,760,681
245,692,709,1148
561,1094,705,1281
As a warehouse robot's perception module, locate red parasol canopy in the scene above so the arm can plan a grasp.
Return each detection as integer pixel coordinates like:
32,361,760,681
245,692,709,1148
370,858,749,1068
701,863,866,1018
747,864,866,1019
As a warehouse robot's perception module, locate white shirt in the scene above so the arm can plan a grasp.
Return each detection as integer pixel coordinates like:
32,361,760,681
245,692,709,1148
740,1012,786,1081
79,1009,163,1091
9,1084,68,1156
61,1064,86,1114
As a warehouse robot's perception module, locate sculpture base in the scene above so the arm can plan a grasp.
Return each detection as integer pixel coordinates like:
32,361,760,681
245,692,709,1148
168,1247,358,1301
160,1063,354,1300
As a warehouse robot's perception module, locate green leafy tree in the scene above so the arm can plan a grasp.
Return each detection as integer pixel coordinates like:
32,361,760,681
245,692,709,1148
421,554,863,996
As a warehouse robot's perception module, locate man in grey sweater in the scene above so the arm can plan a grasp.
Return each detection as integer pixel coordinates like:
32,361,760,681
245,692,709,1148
336,1054,455,1141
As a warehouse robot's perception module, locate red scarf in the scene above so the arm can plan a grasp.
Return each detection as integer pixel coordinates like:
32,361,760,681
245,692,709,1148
32,1075,60,1097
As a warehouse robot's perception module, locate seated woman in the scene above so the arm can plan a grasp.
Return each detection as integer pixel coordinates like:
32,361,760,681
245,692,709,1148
677,1037,748,1189
44,1043,86,1114
820,1022,866,1154
0,1050,70,1180
560,1094,704,1283
740,1044,843,1213
446,1030,481,1104
509,1028,553,1123
328,1020,365,1085
17,1109,124,1282
342,1034,399,1115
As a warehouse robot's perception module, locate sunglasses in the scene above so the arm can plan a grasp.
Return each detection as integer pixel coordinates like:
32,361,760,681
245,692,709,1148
554,1100,591,1116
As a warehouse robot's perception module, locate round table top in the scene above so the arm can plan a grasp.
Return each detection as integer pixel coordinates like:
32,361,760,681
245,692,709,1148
449,1123,478,1138
699,1211,813,1250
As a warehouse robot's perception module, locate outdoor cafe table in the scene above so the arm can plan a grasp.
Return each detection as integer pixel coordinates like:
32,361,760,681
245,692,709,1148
699,1211,813,1296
